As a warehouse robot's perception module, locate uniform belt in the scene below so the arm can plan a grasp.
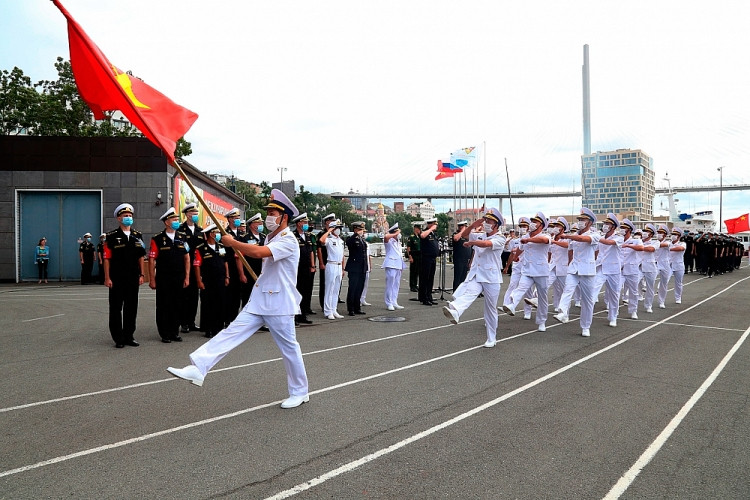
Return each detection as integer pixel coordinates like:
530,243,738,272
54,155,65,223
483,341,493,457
327,261,341,265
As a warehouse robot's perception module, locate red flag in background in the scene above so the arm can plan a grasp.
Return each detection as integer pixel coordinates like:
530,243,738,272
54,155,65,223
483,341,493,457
52,0,198,163
435,171,455,181
724,213,750,234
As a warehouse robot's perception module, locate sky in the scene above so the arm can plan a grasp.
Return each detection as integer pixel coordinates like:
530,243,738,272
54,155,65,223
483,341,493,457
2,0,750,229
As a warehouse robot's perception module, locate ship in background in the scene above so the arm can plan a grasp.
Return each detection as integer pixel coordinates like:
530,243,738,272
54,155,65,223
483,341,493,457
659,173,717,232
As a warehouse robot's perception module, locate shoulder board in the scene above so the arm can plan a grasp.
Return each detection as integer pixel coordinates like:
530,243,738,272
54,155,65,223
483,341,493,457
281,231,288,236
106,229,118,236
132,230,142,236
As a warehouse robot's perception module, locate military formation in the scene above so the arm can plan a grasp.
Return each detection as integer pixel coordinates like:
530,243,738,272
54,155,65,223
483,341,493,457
95,197,745,409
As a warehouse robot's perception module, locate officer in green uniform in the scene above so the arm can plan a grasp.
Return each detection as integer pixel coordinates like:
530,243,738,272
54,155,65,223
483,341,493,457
407,221,422,292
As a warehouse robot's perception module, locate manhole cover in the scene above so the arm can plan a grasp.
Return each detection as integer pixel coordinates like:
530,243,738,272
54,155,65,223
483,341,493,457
368,316,406,322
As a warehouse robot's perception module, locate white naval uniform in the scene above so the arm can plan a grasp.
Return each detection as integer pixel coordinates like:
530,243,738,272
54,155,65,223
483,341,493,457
621,236,643,316
655,237,673,307
503,237,534,317
189,228,308,397
640,238,660,310
557,228,601,330
382,236,406,307
595,233,623,323
446,231,506,343
548,238,569,311
506,233,551,325
668,238,686,303
323,235,344,316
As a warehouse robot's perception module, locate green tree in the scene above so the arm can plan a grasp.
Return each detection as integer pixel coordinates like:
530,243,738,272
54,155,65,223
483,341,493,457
0,67,37,135
436,213,453,238
386,212,420,237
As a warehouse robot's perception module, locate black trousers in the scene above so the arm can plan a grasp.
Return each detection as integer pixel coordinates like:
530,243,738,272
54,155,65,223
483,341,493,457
409,254,421,290
200,280,225,336
156,279,182,340
418,257,436,303
346,270,366,313
318,268,326,309
38,261,48,281
109,281,140,344
181,279,199,328
453,259,469,291
81,259,93,284
304,271,315,313
296,268,313,319
224,278,242,325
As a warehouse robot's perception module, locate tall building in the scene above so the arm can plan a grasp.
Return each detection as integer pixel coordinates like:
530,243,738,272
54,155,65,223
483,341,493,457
581,148,655,220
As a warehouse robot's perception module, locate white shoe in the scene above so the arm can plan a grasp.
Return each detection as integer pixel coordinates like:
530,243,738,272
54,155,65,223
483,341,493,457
630,312,638,320
442,306,459,325
333,312,344,319
524,297,538,309
360,301,371,306
167,365,204,387
553,312,569,324
523,313,532,320
658,303,665,309
554,307,560,313
609,320,617,327
638,295,644,301
280,394,309,409
537,323,546,332
393,304,404,309
327,314,336,320
645,307,653,313
575,301,581,308
675,299,681,304
502,304,515,316
387,305,395,311
581,328,590,337
482,340,496,348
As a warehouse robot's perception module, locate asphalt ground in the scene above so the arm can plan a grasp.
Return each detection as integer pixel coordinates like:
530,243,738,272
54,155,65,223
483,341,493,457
1,257,749,499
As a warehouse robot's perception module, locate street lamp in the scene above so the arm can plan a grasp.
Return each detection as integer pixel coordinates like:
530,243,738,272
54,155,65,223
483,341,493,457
717,166,724,232
277,167,287,191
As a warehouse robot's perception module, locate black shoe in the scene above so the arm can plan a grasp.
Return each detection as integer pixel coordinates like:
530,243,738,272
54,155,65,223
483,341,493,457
126,340,140,347
161,338,172,343
180,325,190,333
355,310,366,315
348,311,355,316
204,332,213,338
410,288,418,292
429,300,438,305
171,336,183,342
115,344,125,348
338,299,345,304
190,324,199,331
421,301,434,306
299,318,313,324
260,326,269,332
307,311,317,315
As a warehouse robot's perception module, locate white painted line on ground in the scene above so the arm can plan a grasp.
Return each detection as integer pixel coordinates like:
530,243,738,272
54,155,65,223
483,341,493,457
603,323,750,500
21,314,65,323
263,276,750,499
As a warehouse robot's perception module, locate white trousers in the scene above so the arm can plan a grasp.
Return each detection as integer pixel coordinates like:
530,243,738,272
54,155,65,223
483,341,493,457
657,267,673,306
642,270,657,309
324,264,342,316
507,275,548,325
600,273,621,322
360,270,371,302
189,310,308,397
503,270,532,315
672,267,685,302
384,268,402,307
558,274,596,329
549,274,566,311
622,273,640,315
449,279,501,343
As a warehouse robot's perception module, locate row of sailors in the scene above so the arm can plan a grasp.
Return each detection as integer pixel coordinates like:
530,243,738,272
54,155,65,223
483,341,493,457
494,208,746,338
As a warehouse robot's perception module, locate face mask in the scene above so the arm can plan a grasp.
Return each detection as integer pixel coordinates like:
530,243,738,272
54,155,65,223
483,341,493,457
86,237,91,242
549,227,560,235
615,228,624,236
122,216,133,227
529,222,538,232
657,234,665,241
519,227,528,235
233,219,241,228
602,224,611,232
302,224,309,231
265,215,280,232
671,235,679,242
333,229,341,236
213,233,221,243
191,214,199,223
170,221,180,230
482,222,494,233
257,225,264,232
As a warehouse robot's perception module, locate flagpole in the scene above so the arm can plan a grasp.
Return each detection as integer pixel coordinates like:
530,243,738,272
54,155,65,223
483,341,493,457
505,157,515,227
483,140,487,210
171,159,258,281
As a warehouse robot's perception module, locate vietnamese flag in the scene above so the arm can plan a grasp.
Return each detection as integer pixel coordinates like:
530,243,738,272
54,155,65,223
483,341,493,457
724,213,750,234
53,1,198,163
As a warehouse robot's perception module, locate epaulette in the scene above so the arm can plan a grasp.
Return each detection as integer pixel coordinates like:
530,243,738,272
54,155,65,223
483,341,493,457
106,229,118,236
281,231,288,236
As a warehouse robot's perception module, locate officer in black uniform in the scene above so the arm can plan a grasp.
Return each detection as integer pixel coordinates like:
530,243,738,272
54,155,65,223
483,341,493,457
345,221,368,316
148,207,190,343
292,212,315,324
418,218,439,305
317,213,336,310
238,213,264,307
223,207,243,326
194,223,229,338
407,222,422,292
103,203,146,348
306,221,319,316
451,220,471,291
179,203,204,333
682,231,694,273
96,233,106,284
695,231,707,274
79,232,95,284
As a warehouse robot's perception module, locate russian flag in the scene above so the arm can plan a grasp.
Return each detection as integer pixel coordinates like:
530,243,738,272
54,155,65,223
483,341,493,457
437,159,462,172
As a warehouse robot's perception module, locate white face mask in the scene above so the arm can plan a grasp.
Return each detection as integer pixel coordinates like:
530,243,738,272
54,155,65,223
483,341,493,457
602,224,612,233
529,222,538,232
657,233,665,241
615,228,624,236
333,228,341,236
549,227,560,235
265,215,280,232
519,227,528,235
482,222,494,233
671,235,679,242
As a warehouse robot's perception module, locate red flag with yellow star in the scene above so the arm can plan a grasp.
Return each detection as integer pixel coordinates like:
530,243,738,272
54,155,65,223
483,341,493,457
53,1,198,163
724,213,749,234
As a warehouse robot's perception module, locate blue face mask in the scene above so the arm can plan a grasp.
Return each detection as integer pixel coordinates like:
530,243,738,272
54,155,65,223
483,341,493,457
302,224,309,231
191,214,199,223
257,225,264,233
214,233,221,243
170,221,180,230
122,216,133,227
233,219,241,228
86,237,91,242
